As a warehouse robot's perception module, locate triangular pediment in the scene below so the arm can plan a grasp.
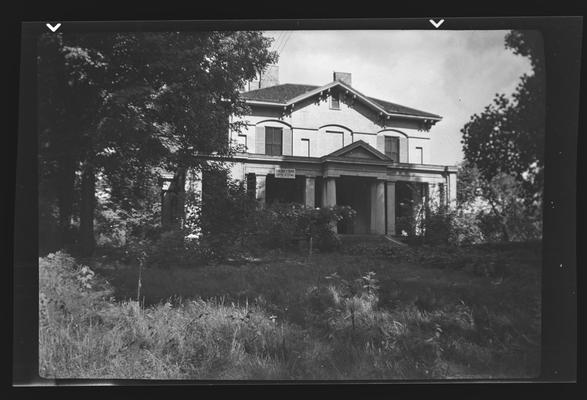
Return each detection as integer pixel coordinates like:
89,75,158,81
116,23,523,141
343,147,377,159
324,140,390,161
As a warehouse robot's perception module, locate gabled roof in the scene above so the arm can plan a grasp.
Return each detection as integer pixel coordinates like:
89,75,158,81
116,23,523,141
322,140,390,161
240,81,442,121
241,83,320,104
367,97,442,120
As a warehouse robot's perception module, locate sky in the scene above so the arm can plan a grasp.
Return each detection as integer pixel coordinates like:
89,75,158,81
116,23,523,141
263,30,533,166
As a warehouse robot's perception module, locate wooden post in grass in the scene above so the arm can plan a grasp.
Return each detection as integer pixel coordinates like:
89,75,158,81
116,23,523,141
136,249,146,307
137,261,142,305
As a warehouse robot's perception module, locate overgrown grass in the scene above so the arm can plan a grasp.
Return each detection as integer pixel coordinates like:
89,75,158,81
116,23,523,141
40,242,541,379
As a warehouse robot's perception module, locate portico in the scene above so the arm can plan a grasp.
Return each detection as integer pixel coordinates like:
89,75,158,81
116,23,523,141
236,140,457,236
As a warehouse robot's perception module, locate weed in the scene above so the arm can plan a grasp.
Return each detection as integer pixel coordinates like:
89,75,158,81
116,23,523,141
40,242,541,380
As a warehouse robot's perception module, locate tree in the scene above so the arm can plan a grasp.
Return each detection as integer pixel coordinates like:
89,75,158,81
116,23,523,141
38,31,277,255
459,30,545,242
461,30,545,211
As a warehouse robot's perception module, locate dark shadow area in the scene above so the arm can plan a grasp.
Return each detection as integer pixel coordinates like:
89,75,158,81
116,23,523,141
336,176,372,234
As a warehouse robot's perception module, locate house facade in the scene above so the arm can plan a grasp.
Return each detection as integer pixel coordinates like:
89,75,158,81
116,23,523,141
165,68,458,236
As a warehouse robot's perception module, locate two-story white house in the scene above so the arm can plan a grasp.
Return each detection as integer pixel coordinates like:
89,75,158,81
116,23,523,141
164,67,458,236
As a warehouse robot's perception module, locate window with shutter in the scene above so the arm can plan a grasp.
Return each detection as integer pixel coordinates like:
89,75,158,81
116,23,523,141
384,136,400,162
265,127,283,156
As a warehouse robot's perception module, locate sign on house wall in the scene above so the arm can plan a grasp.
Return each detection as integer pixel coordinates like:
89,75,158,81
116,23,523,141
275,168,296,179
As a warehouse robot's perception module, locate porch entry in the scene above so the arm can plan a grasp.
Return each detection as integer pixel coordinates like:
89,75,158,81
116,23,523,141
265,174,305,204
335,176,372,234
246,172,430,237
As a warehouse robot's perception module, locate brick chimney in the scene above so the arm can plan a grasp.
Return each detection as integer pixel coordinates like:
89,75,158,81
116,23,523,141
333,71,352,86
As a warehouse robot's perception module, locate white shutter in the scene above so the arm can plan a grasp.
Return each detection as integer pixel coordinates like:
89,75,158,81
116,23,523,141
255,126,265,154
282,128,293,155
399,136,408,163
376,135,385,154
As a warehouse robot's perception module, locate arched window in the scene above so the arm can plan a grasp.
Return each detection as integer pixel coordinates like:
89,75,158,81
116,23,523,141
377,130,408,163
384,136,400,162
255,121,293,156
265,127,283,156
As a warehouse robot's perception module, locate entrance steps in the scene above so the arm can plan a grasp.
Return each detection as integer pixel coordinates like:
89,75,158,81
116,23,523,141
339,234,408,247
384,235,409,247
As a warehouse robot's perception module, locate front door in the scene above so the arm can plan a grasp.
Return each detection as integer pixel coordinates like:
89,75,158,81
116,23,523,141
336,176,372,234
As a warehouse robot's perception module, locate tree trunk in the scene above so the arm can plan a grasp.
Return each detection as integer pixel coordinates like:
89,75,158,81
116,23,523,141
161,167,187,230
487,196,510,242
56,155,76,248
500,219,510,242
79,162,96,256
175,167,187,229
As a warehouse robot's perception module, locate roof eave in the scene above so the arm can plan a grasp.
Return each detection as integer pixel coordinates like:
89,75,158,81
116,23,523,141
243,81,443,122
245,100,286,107
335,81,443,121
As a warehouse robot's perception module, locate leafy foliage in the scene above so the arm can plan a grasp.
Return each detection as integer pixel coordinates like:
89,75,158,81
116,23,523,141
245,203,356,252
458,30,544,243
461,30,545,208
38,31,277,255
39,252,113,332
425,158,542,245
196,168,254,254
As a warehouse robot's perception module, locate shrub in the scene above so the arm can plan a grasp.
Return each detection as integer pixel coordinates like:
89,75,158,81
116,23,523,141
184,172,257,262
39,251,114,377
94,202,163,262
424,208,485,246
245,203,356,252
448,209,486,245
320,271,380,333
395,216,413,237
341,243,395,257
142,231,188,268
39,252,113,326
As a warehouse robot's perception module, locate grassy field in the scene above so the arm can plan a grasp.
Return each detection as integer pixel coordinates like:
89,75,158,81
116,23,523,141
39,240,541,380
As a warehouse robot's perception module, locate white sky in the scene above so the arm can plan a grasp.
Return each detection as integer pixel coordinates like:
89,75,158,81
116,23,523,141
263,30,532,166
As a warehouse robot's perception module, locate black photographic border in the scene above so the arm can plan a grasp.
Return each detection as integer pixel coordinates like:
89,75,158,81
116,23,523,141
10,8,582,395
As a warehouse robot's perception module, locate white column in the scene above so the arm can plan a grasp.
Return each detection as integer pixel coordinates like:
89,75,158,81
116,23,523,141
323,177,337,233
370,180,385,235
386,181,396,235
256,174,266,206
305,177,315,207
448,172,457,209
323,177,337,207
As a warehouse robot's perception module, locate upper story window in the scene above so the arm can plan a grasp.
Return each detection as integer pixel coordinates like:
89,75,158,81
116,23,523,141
327,130,344,149
237,134,247,150
384,136,400,162
301,138,310,157
330,93,340,110
265,127,283,156
415,146,423,164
